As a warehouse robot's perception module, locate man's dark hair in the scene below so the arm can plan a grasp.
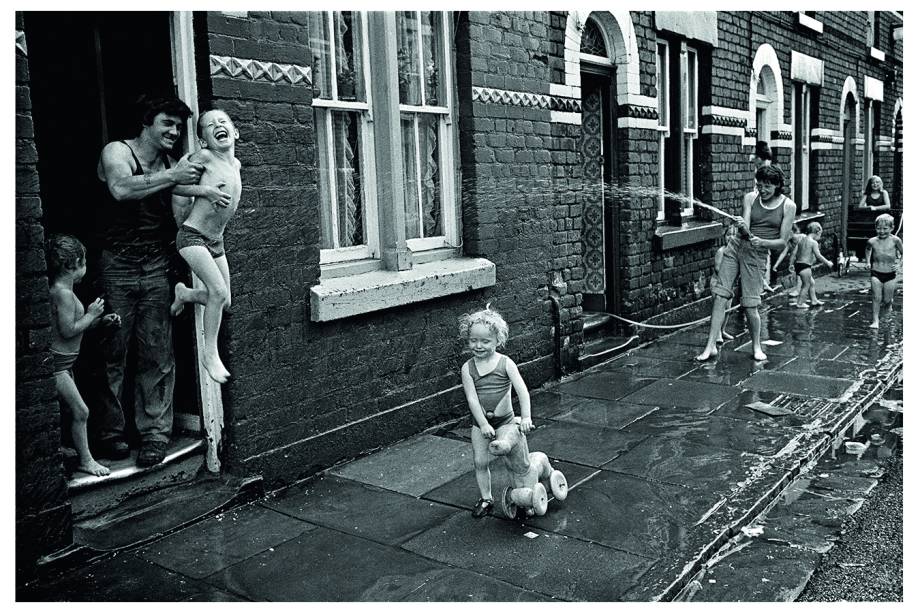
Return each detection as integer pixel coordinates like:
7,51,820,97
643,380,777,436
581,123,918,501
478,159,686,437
135,94,193,130
45,234,86,280
755,164,785,190
755,140,773,162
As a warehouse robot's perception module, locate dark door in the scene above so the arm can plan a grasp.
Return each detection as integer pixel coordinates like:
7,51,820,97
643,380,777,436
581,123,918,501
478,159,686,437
579,71,619,315
23,12,201,452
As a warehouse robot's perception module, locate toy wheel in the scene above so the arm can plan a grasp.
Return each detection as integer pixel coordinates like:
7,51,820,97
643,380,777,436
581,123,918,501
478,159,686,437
497,486,519,520
549,470,568,501
532,483,548,516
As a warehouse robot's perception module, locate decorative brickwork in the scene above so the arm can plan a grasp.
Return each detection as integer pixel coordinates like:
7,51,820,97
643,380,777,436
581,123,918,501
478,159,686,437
209,54,312,85
471,86,581,113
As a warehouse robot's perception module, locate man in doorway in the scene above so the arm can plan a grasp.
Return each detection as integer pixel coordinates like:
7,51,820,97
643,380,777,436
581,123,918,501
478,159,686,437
95,94,204,467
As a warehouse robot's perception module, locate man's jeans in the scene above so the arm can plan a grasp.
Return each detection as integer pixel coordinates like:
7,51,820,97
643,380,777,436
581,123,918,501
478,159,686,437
98,250,175,444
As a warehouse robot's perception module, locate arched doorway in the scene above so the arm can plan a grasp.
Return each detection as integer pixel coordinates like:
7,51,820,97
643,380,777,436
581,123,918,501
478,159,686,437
578,16,619,315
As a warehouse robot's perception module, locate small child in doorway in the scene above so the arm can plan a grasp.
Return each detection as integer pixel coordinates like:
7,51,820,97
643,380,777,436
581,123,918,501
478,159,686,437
774,223,804,300
858,175,892,213
170,108,242,384
46,234,122,476
792,222,833,309
866,213,903,328
459,305,532,519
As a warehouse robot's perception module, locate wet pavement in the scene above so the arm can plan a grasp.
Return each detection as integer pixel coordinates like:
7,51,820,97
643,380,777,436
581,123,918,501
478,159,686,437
18,271,902,601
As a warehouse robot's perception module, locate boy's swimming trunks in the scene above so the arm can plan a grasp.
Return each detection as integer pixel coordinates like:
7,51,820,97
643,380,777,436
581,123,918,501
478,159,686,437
794,262,811,274
176,224,225,258
52,350,79,374
871,269,896,283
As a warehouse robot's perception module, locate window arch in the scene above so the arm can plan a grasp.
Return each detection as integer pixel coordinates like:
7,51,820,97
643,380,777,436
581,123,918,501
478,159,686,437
749,44,785,142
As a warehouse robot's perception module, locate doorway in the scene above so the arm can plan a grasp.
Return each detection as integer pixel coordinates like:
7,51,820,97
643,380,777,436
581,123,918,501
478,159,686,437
23,11,205,481
579,71,620,317
841,96,856,256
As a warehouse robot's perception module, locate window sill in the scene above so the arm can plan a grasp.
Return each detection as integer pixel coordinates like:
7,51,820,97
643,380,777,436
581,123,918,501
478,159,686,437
310,257,496,322
797,13,824,34
655,219,723,250
869,47,886,62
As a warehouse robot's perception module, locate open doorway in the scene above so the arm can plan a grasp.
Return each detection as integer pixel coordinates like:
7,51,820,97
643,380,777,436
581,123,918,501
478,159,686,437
23,11,206,484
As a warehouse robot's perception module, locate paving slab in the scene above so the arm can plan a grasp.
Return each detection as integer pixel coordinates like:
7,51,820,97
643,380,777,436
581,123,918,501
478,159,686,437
681,350,794,386
687,541,820,601
602,436,763,492
622,409,799,456
207,527,447,601
328,434,473,496
618,378,741,412
262,474,458,545
777,357,874,379
524,420,647,467
400,512,655,601
523,471,717,559
420,459,596,511
628,342,704,362
599,354,700,379
555,369,656,401
18,552,245,602
740,371,856,400
135,502,317,579
399,568,553,601
539,392,659,429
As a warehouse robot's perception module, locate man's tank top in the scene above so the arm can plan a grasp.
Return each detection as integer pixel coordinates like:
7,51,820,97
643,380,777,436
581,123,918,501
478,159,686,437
100,141,174,259
749,195,786,240
467,355,511,414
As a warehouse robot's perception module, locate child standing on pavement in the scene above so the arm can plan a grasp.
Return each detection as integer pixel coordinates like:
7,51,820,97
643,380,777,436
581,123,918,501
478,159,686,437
47,234,122,476
712,225,737,344
169,109,241,384
866,213,903,328
459,305,532,519
792,222,834,309
774,223,804,300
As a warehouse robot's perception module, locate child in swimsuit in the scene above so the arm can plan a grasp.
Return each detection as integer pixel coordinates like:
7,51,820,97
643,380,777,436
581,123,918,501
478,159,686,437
791,222,833,309
858,175,892,213
46,234,121,476
866,213,903,328
459,305,532,518
169,109,242,384
774,223,803,299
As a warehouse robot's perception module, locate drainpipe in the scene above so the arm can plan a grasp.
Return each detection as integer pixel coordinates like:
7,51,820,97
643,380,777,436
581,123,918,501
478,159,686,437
547,281,566,378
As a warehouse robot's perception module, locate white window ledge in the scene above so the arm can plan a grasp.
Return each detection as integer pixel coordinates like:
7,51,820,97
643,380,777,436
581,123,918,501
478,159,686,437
870,47,886,62
797,13,824,34
310,257,496,322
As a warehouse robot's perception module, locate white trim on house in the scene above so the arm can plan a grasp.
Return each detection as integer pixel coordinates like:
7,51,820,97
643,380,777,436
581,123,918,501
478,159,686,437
865,75,884,101
749,44,785,146
791,50,824,86
564,10,641,105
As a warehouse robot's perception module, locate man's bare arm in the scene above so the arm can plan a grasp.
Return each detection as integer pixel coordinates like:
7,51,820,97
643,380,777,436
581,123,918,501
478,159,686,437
100,143,203,201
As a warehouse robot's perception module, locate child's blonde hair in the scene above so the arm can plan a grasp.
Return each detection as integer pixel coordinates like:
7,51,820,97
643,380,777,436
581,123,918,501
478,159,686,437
875,213,895,229
458,304,509,347
864,175,884,194
806,222,822,235
791,223,802,234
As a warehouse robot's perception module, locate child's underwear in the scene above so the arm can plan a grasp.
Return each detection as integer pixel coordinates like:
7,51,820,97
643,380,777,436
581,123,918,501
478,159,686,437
485,411,515,429
794,262,812,274
176,224,225,258
52,350,79,374
871,269,897,283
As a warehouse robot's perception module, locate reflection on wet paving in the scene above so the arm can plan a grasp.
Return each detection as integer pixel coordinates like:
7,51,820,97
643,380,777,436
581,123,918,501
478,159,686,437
263,475,458,546
523,471,716,559
777,358,869,379
599,354,700,379
136,503,317,579
619,378,741,412
555,369,656,401
537,391,659,429
208,527,448,601
525,420,647,467
399,568,553,602
602,436,763,491
681,349,794,386
621,409,799,456
740,371,855,400
401,512,655,601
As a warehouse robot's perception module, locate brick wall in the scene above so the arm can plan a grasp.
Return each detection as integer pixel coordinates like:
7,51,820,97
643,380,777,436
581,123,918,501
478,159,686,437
14,13,72,582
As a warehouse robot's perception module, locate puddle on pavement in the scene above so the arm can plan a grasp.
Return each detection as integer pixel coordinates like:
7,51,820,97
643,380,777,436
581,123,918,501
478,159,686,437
679,380,902,602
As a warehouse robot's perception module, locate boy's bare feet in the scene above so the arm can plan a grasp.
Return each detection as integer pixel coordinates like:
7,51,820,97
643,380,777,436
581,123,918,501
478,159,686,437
77,459,111,476
170,282,189,316
812,299,824,305
869,320,880,329
202,354,231,384
696,346,719,361
753,349,767,361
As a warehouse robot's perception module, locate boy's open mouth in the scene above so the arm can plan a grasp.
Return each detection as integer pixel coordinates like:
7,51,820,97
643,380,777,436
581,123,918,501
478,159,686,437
214,128,229,140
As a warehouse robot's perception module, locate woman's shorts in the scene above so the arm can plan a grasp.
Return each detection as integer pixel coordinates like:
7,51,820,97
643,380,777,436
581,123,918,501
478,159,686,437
176,224,225,258
711,237,768,308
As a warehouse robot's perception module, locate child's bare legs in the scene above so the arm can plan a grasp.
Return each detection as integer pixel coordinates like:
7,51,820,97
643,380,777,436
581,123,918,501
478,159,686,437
882,278,897,320
869,276,882,328
697,295,730,361
809,276,824,305
178,246,231,383
470,426,493,512
56,372,109,476
744,305,766,361
796,269,812,308
788,276,802,298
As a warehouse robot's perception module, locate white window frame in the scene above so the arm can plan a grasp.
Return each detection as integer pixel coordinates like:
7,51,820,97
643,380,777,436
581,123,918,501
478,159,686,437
679,42,698,216
313,11,460,269
864,98,876,181
313,12,379,265
792,81,814,211
656,39,669,220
